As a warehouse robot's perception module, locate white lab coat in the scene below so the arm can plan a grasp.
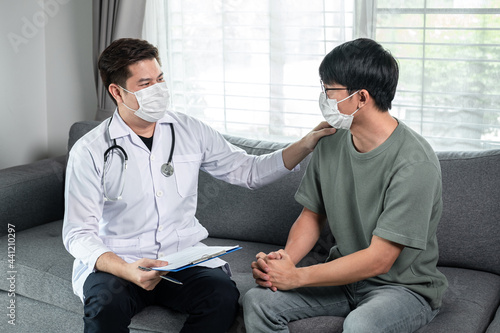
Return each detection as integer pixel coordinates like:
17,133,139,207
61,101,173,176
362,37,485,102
62,110,293,301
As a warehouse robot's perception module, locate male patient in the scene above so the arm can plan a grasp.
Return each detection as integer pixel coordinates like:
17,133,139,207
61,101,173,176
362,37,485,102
243,38,448,333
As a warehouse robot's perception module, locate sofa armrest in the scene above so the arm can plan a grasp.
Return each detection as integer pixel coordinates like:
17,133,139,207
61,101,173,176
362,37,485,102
0,156,66,236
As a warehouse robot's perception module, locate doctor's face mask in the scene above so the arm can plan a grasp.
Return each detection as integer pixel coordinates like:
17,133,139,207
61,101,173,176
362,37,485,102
119,82,170,122
319,90,360,130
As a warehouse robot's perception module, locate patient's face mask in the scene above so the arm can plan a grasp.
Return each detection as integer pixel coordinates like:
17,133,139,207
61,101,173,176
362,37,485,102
119,82,170,122
319,91,360,130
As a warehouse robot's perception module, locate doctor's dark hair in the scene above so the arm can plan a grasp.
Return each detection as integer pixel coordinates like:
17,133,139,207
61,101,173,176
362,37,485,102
319,38,398,111
98,38,161,105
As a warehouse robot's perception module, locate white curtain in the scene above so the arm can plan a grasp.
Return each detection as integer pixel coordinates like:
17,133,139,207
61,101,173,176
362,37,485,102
144,0,500,151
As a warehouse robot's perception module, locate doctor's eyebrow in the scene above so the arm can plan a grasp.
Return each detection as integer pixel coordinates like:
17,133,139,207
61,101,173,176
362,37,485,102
137,72,164,84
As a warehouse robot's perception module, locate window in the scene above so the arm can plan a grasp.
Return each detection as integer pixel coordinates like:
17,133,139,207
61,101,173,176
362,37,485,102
376,0,500,150
144,0,500,150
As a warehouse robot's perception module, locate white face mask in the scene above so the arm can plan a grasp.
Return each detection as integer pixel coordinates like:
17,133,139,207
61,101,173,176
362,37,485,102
119,82,170,122
319,90,360,130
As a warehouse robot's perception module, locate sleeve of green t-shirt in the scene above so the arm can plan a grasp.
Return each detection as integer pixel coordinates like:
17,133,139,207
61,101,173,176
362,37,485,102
373,161,442,250
294,148,327,215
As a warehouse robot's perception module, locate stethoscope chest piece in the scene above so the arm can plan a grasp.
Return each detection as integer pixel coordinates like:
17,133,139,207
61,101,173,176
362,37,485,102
160,123,175,177
161,162,174,177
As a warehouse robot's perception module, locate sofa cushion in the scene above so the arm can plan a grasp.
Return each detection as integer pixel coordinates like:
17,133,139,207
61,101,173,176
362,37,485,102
0,220,82,314
436,150,500,275
0,291,187,333
285,267,500,333
486,306,500,333
414,267,500,333
0,291,83,332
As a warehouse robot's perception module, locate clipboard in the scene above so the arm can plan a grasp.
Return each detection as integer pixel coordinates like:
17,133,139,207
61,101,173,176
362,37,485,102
151,245,242,272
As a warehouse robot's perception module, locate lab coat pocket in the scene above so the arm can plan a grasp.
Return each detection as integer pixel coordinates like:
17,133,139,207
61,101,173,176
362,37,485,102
173,153,202,197
102,237,143,259
176,224,209,251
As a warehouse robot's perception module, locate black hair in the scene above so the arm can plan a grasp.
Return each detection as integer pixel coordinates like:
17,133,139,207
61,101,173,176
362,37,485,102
98,38,161,105
319,38,399,111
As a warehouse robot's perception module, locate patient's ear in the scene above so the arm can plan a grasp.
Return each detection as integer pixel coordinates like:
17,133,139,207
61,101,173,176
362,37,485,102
358,89,369,107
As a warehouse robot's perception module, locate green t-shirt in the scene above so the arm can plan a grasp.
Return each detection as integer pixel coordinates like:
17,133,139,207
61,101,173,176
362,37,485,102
295,120,448,309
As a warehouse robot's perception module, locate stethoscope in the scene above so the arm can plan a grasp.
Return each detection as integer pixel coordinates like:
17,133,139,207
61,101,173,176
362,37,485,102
102,117,175,201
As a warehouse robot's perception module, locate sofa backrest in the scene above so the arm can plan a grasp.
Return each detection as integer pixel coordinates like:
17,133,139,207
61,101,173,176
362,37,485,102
196,135,310,246
435,150,500,275
68,120,101,152
0,156,66,235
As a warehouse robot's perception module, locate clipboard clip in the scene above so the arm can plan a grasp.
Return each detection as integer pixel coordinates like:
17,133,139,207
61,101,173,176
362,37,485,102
189,250,227,265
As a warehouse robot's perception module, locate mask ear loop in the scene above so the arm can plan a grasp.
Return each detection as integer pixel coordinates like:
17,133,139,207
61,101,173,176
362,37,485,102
119,85,140,112
338,90,362,117
338,90,360,104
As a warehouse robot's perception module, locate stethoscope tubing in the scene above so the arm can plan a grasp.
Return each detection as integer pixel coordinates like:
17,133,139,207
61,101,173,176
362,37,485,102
102,117,175,201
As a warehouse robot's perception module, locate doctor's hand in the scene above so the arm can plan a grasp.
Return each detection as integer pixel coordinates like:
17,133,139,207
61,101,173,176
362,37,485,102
282,121,336,170
126,258,169,291
95,252,169,291
302,121,336,151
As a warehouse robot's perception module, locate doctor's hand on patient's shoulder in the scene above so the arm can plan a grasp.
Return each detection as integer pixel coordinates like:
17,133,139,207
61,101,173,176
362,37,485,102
303,121,336,151
125,258,169,291
282,121,335,170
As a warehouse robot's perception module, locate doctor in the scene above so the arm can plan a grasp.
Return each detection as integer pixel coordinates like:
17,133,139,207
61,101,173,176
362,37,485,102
62,38,334,333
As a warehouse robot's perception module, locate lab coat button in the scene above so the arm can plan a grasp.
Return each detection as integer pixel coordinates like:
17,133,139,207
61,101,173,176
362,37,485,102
159,252,164,258
150,155,155,161
156,190,163,197
158,225,164,232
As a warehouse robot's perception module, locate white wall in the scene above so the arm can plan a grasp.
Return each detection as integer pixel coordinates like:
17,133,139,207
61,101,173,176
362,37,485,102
0,0,96,169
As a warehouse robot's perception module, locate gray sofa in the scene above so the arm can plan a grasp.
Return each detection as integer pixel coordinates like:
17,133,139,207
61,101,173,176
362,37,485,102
1,120,499,333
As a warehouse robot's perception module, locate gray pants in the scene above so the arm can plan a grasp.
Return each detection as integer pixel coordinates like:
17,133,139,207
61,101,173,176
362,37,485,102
242,280,438,333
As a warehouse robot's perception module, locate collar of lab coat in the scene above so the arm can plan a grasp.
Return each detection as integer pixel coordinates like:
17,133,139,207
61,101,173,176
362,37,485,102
108,109,178,140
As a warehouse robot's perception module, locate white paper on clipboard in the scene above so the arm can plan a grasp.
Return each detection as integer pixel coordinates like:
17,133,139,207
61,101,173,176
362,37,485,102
152,245,241,272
